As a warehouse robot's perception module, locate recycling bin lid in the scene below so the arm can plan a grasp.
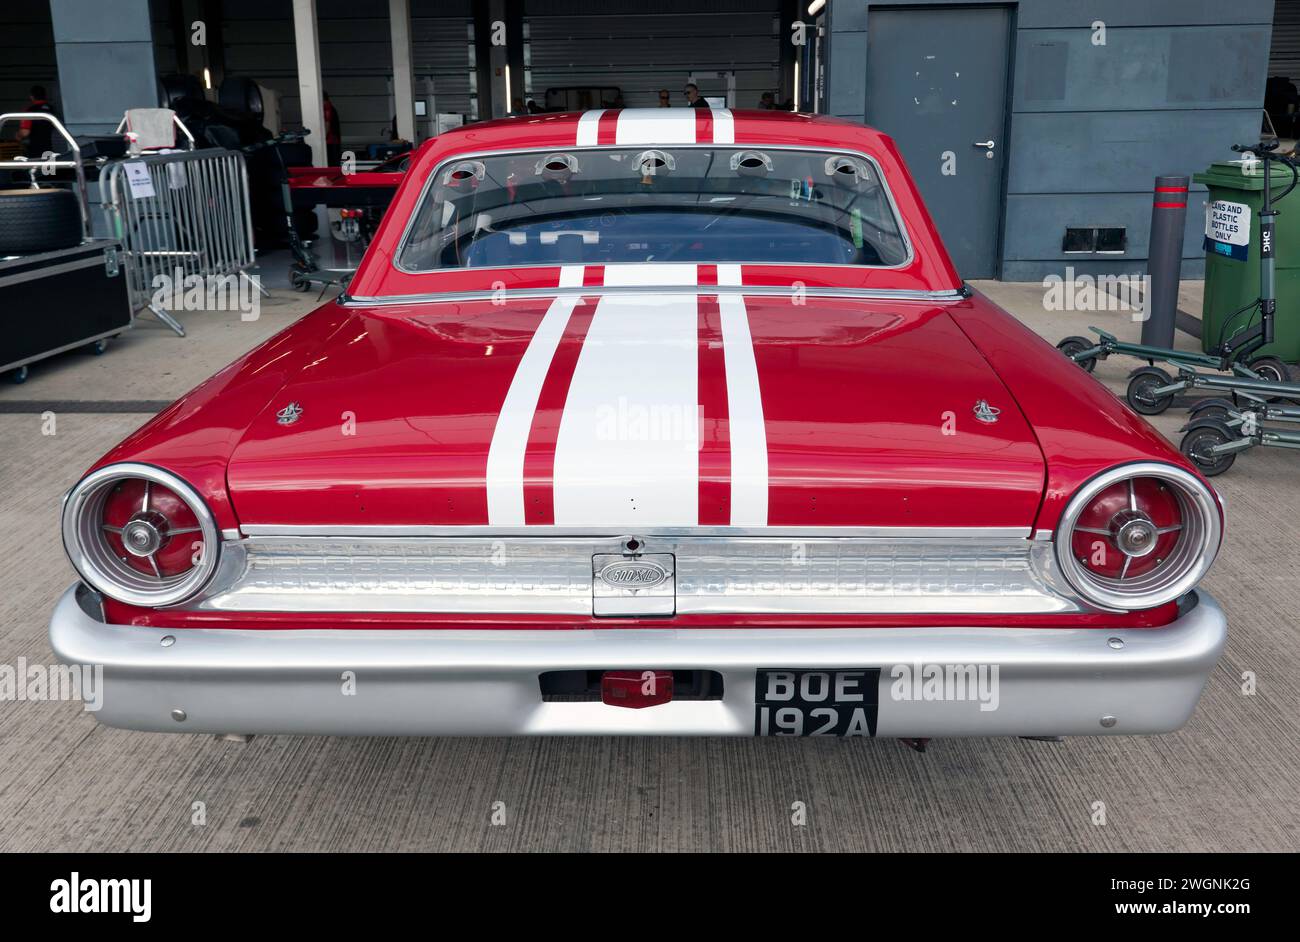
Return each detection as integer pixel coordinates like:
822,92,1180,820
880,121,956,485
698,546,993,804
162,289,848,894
1194,159,1296,191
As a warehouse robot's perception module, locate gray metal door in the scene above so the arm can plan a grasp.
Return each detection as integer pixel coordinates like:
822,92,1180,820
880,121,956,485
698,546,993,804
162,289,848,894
865,6,1011,279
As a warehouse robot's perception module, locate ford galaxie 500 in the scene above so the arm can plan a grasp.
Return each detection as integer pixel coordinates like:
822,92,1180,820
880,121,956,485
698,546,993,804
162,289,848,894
51,109,1225,740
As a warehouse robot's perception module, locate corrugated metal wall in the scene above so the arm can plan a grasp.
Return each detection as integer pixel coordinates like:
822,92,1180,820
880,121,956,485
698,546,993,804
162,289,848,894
1269,0,1300,76
188,0,474,147
0,6,59,122
221,0,475,144
524,0,781,108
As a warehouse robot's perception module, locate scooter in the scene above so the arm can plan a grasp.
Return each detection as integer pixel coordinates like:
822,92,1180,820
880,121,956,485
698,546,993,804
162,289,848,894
1177,385,1300,474
1059,141,1300,413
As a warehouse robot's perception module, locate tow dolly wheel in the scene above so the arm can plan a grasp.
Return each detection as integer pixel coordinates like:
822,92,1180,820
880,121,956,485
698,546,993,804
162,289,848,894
10,364,29,384
1180,420,1237,477
1126,366,1175,415
1056,335,1097,373
290,269,311,293
86,339,108,356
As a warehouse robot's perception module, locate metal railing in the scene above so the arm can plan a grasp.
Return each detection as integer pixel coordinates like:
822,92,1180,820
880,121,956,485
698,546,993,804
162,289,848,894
102,148,263,336
0,112,92,238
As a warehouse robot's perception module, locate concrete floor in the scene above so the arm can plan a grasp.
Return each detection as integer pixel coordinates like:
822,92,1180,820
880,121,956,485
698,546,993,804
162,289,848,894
0,277,1296,852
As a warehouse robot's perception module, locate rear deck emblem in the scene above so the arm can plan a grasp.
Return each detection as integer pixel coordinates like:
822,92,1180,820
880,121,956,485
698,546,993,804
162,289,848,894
276,402,303,426
597,559,670,592
973,400,1001,424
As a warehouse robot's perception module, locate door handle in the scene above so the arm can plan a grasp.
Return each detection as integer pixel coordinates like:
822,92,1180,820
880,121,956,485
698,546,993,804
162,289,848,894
973,140,995,149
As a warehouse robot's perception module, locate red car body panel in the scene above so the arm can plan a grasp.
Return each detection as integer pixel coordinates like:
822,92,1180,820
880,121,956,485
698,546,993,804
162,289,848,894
81,109,1216,632
945,290,1201,532
217,295,1045,529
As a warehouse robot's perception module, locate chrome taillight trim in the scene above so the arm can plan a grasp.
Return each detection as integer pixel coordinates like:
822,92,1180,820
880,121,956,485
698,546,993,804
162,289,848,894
1054,462,1221,612
189,532,1086,615
62,463,221,607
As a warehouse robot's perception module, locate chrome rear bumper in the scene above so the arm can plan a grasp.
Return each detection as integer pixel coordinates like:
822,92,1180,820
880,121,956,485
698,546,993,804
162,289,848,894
48,584,1226,737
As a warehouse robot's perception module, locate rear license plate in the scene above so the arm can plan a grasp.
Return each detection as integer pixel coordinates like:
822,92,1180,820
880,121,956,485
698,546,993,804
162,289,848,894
755,669,880,737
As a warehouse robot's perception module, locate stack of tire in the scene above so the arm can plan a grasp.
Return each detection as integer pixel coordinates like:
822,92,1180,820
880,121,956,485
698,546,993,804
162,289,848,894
0,187,82,256
0,186,91,382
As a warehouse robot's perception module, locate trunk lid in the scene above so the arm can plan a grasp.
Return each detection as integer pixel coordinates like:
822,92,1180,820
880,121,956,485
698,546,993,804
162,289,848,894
225,292,1045,529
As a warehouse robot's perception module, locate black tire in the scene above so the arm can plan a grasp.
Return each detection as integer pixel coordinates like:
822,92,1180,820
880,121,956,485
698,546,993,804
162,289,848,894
290,269,311,292
1056,335,1097,373
0,188,83,255
1244,355,1300,404
1126,366,1176,415
1245,355,1293,384
1180,420,1238,477
218,77,264,117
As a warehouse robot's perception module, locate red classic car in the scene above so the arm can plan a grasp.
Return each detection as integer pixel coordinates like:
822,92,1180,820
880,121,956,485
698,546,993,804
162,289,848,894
51,109,1226,740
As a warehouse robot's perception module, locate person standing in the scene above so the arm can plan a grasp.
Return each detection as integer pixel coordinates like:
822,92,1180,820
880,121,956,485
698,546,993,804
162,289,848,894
757,92,776,110
684,83,707,108
657,89,671,107
16,85,57,159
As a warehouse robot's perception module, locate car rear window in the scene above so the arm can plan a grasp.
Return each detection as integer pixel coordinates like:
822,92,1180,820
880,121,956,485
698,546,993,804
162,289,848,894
396,146,910,271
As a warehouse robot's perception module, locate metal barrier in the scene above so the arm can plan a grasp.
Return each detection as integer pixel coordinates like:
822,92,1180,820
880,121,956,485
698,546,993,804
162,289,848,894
102,148,263,337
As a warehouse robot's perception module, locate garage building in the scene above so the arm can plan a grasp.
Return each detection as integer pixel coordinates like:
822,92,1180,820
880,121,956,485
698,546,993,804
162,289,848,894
0,0,1289,280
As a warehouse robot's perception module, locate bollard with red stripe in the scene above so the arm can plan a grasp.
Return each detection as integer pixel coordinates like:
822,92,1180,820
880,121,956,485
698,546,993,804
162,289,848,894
1143,174,1189,346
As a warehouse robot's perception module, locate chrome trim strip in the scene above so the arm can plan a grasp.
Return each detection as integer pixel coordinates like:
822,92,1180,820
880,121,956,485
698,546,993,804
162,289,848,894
190,530,1085,616
391,143,917,276
238,524,1030,539
340,284,968,308
49,584,1226,737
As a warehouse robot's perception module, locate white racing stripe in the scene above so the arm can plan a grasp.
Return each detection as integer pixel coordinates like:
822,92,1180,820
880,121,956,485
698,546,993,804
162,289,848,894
485,266,585,525
576,110,605,146
576,107,735,146
717,264,768,525
604,263,698,287
552,265,701,526
613,110,698,145
711,108,735,144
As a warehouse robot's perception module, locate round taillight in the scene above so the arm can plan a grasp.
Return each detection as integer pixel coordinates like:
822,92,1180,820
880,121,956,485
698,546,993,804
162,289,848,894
1056,463,1221,611
62,463,220,606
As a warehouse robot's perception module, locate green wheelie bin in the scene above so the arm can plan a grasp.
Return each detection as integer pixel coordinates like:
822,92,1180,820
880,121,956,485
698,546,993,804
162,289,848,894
1195,159,1300,362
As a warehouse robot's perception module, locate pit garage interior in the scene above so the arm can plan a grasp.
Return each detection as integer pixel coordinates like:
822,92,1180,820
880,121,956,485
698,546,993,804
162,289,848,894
3,0,1294,280
0,1,1299,852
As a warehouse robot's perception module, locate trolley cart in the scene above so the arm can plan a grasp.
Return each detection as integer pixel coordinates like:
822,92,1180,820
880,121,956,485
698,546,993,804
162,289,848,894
242,130,351,294
0,112,131,383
